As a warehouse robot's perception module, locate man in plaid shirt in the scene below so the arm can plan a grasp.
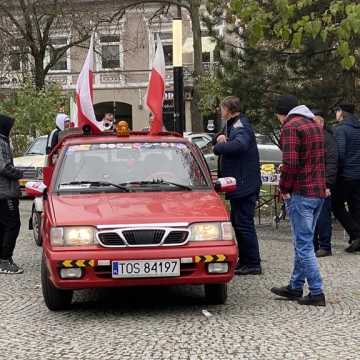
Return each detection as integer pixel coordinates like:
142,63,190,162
271,96,327,306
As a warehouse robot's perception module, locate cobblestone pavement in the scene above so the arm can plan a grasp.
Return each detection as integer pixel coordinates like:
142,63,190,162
0,200,359,360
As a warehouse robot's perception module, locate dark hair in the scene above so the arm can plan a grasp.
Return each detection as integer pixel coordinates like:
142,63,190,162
221,96,241,114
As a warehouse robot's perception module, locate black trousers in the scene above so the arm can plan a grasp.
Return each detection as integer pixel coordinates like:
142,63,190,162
314,196,333,251
230,193,261,267
0,198,21,260
332,178,360,241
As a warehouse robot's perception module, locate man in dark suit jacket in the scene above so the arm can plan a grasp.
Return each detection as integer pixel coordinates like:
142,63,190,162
213,96,262,275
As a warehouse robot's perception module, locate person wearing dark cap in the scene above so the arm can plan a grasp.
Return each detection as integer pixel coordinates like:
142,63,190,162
312,109,338,257
0,114,24,274
332,103,360,252
271,96,327,306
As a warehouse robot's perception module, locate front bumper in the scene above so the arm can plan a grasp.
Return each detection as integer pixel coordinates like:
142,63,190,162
44,242,238,290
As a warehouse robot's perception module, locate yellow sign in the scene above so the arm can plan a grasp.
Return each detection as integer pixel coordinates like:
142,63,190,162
194,255,226,263
261,163,276,174
61,260,96,268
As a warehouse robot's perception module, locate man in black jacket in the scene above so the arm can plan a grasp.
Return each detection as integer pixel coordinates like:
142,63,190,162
332,104,360,252
0,114,23,274
312,109,338,257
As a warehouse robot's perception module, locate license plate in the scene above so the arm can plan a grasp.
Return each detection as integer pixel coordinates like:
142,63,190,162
112,259,180,278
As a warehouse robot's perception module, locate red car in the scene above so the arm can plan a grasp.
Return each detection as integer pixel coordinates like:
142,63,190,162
29,127,238,310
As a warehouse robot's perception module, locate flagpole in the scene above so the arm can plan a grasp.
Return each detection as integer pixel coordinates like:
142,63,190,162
173,12,185,135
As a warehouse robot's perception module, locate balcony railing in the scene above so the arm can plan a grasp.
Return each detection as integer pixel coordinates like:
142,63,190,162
0,62,218,90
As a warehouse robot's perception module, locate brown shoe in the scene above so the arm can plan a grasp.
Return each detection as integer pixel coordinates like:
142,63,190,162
298,293,326,306
316,249,332,257
271,285,303,300
345,238,360,253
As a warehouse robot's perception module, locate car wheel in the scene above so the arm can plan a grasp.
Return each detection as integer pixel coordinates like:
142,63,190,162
204,283,228,305
32,208,42,246
41,256,73,311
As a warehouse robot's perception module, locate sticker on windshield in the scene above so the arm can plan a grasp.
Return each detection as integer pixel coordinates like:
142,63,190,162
67,144,91,152
59,183,91,190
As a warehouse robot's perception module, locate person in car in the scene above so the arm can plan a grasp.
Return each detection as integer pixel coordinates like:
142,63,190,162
46,104,69,154
213,96,262,275
0,114,24,274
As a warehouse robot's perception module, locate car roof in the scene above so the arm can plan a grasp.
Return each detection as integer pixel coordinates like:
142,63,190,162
60,133,190,147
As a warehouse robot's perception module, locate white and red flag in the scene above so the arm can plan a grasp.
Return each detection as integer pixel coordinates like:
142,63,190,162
76,34,102,134
145,36,166,134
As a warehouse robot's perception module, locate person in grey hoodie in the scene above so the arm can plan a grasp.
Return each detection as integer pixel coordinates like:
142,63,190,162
271,97,326,307
332,104,360,253
0,114,24,274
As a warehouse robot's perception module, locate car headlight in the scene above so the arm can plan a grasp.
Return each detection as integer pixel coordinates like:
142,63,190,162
50,227,96,246
189,222,234,241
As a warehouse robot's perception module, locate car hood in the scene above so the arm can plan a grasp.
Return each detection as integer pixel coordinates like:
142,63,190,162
50,191,229,226
13,155,46,167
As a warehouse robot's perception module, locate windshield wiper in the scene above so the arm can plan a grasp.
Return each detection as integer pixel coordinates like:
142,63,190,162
59,181,130,192
26,151,44,155
119,180,192,191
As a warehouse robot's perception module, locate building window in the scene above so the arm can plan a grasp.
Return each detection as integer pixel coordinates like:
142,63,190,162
163,44,173,67
202,52,211,63
9,51,21,71
100,34,121,69
152,32,173,67
49,37,69,71
8,40,28,72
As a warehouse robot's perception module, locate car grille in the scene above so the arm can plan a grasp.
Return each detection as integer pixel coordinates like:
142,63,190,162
98,233,125,246
97,229,189,247
123,229,165,245
164,231,189,244
17,166,37,179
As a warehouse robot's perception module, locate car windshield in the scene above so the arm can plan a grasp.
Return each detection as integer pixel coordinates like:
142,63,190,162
25,137,47,155
56,142,209,193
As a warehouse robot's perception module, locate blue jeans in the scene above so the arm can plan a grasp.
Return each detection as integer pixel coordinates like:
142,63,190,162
285,195,324,295
314,197,332,251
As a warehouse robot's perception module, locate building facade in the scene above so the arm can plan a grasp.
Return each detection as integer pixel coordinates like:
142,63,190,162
0,2,218,131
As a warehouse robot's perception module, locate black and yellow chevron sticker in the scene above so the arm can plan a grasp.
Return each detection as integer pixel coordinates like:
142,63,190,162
194,255,226,263
61,260,96,268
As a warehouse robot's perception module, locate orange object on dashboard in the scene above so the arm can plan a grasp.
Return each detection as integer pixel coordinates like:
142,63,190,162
116,121,130,137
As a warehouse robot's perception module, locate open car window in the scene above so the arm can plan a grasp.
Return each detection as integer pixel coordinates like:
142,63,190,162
55,142,210,193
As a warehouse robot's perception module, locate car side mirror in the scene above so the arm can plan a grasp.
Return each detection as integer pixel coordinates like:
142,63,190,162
213,177,237,193
25,181,47,197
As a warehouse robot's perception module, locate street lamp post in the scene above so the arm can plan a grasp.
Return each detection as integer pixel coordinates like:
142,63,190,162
172,15,185,135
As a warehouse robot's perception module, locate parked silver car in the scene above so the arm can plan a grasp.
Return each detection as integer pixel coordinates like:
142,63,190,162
256,134,282,165
184,132,218,171
186,132,282,173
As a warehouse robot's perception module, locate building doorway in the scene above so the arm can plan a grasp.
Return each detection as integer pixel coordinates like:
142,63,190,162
94,102,133,129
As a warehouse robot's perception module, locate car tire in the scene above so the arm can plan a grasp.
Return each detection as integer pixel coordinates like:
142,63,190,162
204,283,228,305
41,256,73,311
32,207,42,247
